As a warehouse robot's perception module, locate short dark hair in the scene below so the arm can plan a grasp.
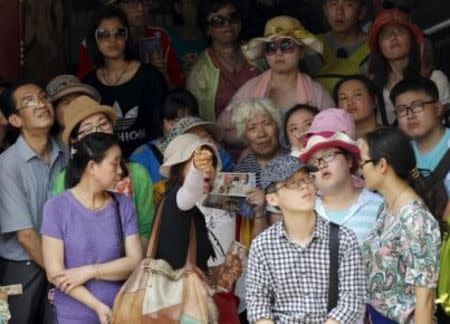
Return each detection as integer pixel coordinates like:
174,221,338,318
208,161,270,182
161,88,199,121
86,6,135,67
0,80,45,118
389,76,439,105
65,132,121,188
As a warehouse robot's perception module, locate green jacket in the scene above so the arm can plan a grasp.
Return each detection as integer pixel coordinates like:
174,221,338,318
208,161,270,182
53,162,154,239
186,50,220,122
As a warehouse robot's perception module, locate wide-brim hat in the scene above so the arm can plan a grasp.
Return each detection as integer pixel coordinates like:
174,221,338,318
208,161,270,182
369,8,424,52
62,95,117,145
160,133,222,178
297,131,361,173
242,16,323,63
160,116,222,153
46,75,101,103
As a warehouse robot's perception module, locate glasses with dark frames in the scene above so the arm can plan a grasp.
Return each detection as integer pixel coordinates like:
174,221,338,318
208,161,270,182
308,151,346,168
264,39,297,56
394,99,437,118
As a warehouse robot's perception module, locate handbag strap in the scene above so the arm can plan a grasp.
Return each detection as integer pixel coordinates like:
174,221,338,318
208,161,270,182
147,197,166,258
109,192,125,257
328,222,340,312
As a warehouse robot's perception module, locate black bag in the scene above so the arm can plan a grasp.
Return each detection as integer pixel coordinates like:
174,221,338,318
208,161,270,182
418,149,450,222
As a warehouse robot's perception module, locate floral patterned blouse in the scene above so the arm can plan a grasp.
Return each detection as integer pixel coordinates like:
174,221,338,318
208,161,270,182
362,200,441,323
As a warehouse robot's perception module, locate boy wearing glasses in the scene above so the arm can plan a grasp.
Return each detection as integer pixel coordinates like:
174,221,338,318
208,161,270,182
246,163,365,324
298,109,381,245
0,81,67,323
391,77,450,212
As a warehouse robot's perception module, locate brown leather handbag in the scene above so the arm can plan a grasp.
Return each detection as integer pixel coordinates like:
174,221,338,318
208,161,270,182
111,199,218,323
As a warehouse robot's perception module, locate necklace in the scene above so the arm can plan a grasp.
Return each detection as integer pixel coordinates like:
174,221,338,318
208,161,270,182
101,62,129,86
214,48,242,73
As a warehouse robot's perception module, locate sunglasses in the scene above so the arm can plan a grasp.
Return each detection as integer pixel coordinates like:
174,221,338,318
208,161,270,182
264,39,297,56
208,11,240,28
95,27,128,41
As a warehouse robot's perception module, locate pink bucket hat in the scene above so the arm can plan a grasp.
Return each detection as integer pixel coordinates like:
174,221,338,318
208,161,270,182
301,108,356,142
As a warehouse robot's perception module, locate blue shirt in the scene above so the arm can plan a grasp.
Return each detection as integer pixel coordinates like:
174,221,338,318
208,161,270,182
0,136,67,261
316,189,383,245
412,128,450,194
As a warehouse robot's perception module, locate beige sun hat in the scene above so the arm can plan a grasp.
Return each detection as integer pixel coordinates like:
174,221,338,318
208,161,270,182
241,15,323,63
160,133,222,178
62,96,117,145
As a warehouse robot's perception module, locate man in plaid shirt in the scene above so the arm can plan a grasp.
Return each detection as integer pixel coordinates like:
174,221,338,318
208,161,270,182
246,164,365,323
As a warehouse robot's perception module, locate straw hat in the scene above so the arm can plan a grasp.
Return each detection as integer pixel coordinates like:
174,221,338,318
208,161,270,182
160,133,222,177
46,75,101,103
62,96,117,145
369,9,424,52
242,16,323,63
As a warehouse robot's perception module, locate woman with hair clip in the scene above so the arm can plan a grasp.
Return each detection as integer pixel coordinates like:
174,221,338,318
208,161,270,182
359,127,441,323
83,6,167,156
41,132,143,324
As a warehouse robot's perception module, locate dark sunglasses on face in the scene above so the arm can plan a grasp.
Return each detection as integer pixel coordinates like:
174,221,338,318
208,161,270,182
95,27,128,41
264,38,297,56
208,11,240,28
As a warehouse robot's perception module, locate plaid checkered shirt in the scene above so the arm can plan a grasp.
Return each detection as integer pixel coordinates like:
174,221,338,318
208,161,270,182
246,215,366,323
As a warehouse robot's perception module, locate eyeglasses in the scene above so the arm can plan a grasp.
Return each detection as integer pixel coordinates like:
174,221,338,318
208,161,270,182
264,39,297,56
394,99,436,118
77,119,113,137
95,27,128,42
266,173,315,194
208,11,240,28
359,159,375,168
18,93,52,110
308,151,346,168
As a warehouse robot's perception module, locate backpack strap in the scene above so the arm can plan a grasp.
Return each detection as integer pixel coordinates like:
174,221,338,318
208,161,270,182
109,192,125,257
328,222,340,313
145,142,164,165
432,148,450,180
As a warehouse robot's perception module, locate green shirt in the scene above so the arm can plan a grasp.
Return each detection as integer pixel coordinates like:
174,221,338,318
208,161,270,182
53,162,154,238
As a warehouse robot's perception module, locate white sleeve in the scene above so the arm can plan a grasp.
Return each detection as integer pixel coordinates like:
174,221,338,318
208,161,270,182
176,162,204,211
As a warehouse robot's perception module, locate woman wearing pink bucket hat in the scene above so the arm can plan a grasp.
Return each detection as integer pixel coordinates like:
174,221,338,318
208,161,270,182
297,108,382,246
